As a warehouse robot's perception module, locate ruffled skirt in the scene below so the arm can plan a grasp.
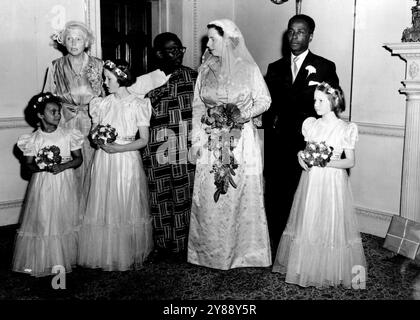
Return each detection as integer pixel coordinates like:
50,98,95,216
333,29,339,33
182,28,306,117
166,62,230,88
12,170,80,277
78,149,153,271
272,167,367,288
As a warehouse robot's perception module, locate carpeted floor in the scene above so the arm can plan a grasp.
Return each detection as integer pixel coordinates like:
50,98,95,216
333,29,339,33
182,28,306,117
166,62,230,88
0,224,419,300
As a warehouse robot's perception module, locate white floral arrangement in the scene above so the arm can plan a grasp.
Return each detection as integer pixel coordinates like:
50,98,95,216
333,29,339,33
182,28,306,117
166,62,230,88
104,60,128,79
305,65,316,77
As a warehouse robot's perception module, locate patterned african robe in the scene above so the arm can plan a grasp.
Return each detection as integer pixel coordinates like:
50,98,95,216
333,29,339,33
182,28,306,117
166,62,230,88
143,66,198,252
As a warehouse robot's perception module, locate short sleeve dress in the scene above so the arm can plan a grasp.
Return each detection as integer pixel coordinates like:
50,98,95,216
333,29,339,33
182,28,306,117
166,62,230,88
13,127,83,277
78,94,154,271
272,117,367,289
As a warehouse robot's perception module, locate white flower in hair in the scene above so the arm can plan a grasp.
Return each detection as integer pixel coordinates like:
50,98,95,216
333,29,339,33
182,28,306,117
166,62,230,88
105,60,116,68
51,29,64,44
327,87,335,95
305,65,316,77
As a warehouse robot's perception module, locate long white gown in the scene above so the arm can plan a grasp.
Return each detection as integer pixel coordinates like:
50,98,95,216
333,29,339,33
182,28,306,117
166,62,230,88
272,117,367,288
187,64,272,270
13,127,83,277
78,94,154,271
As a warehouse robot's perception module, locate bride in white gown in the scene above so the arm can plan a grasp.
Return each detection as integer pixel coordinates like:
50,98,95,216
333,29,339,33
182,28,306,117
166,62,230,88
187,19,272,270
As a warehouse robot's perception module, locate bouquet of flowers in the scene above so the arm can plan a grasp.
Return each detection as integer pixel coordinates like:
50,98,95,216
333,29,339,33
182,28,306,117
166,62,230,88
300,141,334,168
210,153,239,202
85,63,103,96
90,124,118,145
35,145,62,170
201,103,244,132
201,103,244,202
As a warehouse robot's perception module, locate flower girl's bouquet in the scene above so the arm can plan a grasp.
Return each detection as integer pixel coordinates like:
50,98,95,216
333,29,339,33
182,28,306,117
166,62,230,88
201,103,244,202
300,141,334,168
90,124,118,145
35,145,62,170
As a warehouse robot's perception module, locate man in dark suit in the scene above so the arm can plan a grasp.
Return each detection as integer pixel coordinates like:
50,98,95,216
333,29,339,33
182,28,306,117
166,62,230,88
264,14,339,249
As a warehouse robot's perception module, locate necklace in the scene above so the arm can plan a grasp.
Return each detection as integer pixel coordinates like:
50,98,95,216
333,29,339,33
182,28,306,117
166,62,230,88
68,54,86,77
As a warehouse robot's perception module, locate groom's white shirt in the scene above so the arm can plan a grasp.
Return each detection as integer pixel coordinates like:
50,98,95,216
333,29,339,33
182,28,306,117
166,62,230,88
291,49,309,76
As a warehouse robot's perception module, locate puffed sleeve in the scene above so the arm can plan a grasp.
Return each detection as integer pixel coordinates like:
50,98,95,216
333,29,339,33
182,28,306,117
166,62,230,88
301,117,316,141
89,97,104,125
70,129,84,151
136,98,152,127
342,122,359,149
17,133,36,156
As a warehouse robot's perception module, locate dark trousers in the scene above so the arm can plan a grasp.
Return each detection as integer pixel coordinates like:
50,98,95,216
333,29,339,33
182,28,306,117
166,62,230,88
264,129,302,253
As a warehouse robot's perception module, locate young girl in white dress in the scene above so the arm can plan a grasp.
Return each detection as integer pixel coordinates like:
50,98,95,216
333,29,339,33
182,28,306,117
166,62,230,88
78,60,153,271
272,82,367,288
13,93,83,277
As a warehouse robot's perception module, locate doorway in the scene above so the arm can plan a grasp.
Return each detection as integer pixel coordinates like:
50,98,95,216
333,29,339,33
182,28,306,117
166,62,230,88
100,0,153,77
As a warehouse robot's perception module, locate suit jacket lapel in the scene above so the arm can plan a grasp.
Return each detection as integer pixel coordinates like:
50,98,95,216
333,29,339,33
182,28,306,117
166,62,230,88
292,51,314,87
281,56,293,86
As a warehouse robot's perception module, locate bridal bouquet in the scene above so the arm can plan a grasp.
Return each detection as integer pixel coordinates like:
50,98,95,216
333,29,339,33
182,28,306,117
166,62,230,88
201,103,243,202
90,124,118,145
35,145,62,170
201,103,244,131
300,141,334,168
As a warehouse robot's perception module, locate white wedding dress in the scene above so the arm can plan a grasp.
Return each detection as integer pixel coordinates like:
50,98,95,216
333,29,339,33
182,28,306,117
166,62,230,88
187,59,272,270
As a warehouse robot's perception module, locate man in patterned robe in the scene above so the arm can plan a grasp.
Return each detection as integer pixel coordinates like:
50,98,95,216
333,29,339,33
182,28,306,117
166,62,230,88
141,33,197,255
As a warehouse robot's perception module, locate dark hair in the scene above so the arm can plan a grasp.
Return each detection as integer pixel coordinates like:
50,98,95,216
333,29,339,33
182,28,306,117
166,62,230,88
25,92,61,128
207,24,224,37
288,14,315,34
315,82,345,116
153,32,183,50
104,59,133,87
